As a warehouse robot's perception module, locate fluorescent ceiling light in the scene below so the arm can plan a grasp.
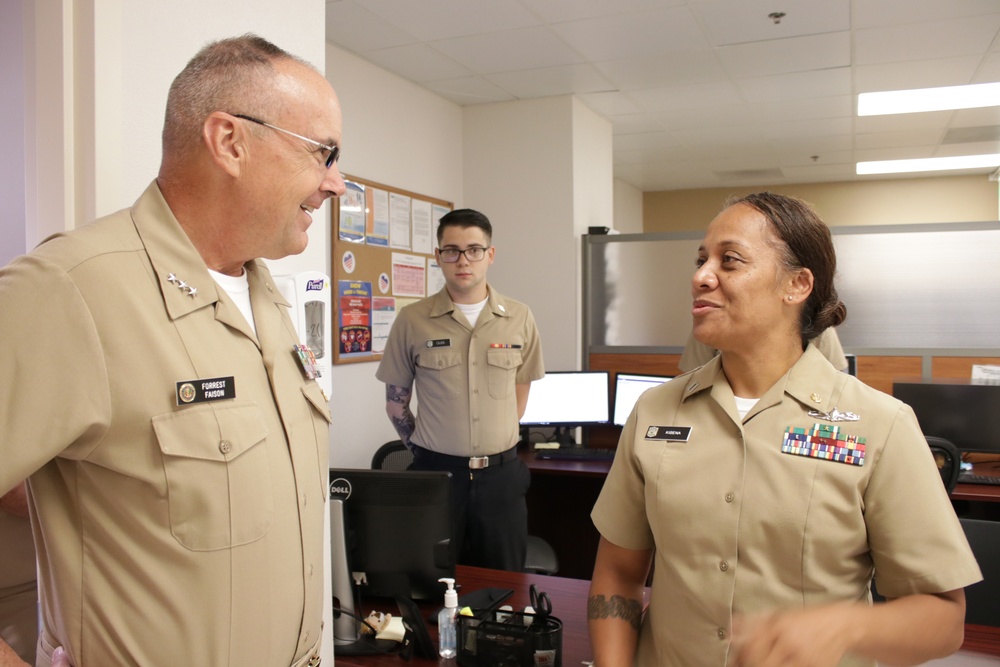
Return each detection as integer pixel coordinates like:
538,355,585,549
858,82,1000,116
857,154,1000,175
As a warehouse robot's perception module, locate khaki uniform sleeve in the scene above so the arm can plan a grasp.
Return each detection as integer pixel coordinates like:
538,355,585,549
515,308,545,383
375,307,416,389
592,409,655,551
0,254,112,494
865,403,982,596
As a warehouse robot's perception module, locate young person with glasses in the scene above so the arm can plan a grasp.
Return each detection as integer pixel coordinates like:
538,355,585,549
377,208,545,572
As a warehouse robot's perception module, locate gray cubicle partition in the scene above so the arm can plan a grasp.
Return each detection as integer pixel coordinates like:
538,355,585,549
583,221,1000,360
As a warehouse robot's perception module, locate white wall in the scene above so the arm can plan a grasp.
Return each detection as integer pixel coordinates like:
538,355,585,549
462,96,579,371
0,0,27,265
324,43,465,469
613,179,644,233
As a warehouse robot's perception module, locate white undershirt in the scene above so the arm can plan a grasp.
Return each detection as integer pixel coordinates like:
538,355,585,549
454,297,488,327
208,268,256,337
734,396,759,420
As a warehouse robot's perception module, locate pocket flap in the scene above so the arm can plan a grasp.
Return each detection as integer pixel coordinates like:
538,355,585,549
153,402,269,462
417,349,463,370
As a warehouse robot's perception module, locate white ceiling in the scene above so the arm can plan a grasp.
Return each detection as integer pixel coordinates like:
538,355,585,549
325,0,1000,192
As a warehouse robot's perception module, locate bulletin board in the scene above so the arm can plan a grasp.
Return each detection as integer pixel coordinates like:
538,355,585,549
331,175,453,365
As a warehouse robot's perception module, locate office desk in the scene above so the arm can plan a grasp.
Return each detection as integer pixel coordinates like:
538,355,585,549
334,565,594,666
524,451,1000,579
336,565,1000,664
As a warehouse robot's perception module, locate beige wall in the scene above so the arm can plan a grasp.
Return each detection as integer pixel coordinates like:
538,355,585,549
644,175,999,232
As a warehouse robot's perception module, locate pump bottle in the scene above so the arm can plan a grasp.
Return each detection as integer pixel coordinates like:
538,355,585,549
437,577,458,658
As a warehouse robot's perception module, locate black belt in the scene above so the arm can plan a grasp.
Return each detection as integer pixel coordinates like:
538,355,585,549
413,445,518,470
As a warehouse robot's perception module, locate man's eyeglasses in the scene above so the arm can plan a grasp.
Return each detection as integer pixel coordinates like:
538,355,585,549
438,247,490,263
233,113,340,169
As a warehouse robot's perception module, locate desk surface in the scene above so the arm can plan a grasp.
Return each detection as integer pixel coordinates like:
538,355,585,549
336,565,1000,664
334,566,593,666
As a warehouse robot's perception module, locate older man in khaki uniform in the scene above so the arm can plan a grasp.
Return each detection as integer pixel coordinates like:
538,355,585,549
0,35,345,666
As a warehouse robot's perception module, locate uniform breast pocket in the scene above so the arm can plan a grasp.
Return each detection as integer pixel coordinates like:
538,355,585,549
486,349,522,399
415,349,464,398
152,401,273,551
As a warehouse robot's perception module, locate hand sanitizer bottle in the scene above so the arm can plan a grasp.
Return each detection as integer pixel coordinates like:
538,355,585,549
437,577,458,659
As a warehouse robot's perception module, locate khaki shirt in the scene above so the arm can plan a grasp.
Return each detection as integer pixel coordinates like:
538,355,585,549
0,183,331,666
593,346,981,667
679,327,848,372
376,286,544,456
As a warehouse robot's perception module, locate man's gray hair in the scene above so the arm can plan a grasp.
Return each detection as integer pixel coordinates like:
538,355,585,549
162,34,312,159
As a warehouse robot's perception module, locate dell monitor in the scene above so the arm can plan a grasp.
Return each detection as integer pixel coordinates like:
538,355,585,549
613,373,673,426
519,371,610,444
892,379,1000,455
328,468,455,654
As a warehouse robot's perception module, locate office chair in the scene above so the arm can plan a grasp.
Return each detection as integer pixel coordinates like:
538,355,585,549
371,439,413,471
926,436,960,494
369,439,559,575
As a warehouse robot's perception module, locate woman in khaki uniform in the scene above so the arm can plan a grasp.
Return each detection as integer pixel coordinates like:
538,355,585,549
589,193,982,667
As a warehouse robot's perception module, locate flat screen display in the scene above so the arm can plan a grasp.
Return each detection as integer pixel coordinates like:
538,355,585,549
892,380,1000,455
519,371,610,427
613,373,673,426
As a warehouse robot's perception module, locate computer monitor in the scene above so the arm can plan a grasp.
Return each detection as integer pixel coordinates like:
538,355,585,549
519,371,610,427
329,469,454,603
892,380,1000,455
613,373,673,426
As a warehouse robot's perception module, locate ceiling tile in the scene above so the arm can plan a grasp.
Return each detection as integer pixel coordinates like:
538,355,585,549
551,6,710,62
352,0,540,41
431,26,583,75
325,1,417,53
626,80,743,113
853,0,1000,29
521,0,682,24
692,0,849,47
853,56,983,93
486,64,616,99
577,91,643,116
716,32,850,79
594,50,729,91
362,44,471,82
855,15,1000,66
422,76,517,105
736,67,852,104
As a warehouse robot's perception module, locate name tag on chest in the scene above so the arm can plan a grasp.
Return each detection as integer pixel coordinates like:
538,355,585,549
176,376,236,405
644,426,692,441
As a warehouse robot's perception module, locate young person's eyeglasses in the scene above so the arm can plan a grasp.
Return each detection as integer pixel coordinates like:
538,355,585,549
438,247,490,263
233,114,340,169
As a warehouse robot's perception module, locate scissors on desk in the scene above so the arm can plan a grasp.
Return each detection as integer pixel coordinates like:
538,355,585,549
528,583,552,625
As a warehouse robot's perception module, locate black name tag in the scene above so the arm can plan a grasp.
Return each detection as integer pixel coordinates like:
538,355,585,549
644,426,692,441
176,376,236,405
426,339,451,348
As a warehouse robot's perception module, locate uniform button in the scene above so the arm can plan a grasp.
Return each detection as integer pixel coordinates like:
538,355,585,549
473,389,479,395
472,361,478,366
725,492,735,503
719,560,729,572
309,563,314,576
266,284,274,293
219,440,232,454
718,628,726,640
302,493,308,506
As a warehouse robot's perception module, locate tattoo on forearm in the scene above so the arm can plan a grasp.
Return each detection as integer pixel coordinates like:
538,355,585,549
588,595,642,632
390,411,415,445
386,385,415,445
386,384,411,405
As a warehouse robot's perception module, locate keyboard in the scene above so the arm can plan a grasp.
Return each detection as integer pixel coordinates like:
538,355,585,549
957,473,1000,486
534,448,616,462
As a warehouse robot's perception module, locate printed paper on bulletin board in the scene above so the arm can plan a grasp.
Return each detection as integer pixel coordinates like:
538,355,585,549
331,175,452,365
